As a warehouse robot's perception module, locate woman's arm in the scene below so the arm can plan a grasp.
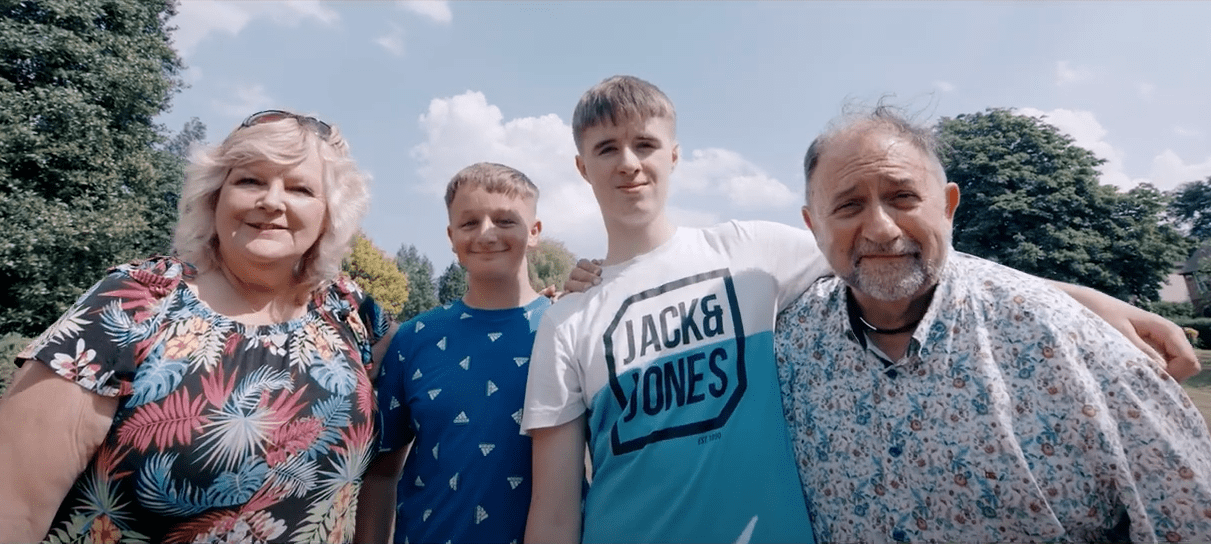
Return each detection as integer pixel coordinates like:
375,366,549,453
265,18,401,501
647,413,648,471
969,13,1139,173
0,362,117,541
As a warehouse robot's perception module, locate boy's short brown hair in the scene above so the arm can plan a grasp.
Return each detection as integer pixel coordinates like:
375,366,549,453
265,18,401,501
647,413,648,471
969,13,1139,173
572,75,676,152
444,162,540,210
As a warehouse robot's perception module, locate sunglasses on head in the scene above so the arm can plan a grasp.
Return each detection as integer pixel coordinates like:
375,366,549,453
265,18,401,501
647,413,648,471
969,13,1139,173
240,110,333,141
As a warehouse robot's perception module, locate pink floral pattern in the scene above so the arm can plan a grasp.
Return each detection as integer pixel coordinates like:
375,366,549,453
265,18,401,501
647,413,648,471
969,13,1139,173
18,257,390,543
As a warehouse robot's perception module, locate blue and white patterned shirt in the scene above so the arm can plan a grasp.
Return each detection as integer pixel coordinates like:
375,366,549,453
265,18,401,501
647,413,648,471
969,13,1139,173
775,251,1211,543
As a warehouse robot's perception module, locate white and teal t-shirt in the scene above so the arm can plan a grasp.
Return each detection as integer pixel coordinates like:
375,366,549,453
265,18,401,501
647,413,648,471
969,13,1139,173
522,221,829,543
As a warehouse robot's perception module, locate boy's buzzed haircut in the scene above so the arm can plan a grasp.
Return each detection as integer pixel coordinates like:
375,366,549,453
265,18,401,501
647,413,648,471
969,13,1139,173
572,75,677,151
444,161,540,209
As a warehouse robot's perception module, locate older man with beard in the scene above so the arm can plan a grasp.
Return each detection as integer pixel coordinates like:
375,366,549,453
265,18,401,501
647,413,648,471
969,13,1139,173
774,106,1211,543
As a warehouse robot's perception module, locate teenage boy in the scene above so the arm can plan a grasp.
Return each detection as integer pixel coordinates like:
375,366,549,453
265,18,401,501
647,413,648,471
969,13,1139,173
356,162,551,544
522,75,825,544
522,76,1201,544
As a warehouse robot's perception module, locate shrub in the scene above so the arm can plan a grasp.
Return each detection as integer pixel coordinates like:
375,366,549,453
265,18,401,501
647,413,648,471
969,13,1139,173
0,333,32,398
1175,318,1211,349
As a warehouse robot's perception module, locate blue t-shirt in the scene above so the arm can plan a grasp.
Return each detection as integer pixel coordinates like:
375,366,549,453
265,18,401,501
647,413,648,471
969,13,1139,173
378,296,550,544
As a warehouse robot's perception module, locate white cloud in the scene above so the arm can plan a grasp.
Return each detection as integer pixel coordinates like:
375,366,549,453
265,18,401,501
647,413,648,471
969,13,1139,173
398,0,453,24
409,92,784,258
1017,107,1140,189
674,148,798,209
1137,82,1156,101
171,0,340,58
1017,107,1211,191
211,84,275,118
376,23,406,56
1174,125,1203,138
1150,151,1211,189
1054,60,1093,87
933,81,956,93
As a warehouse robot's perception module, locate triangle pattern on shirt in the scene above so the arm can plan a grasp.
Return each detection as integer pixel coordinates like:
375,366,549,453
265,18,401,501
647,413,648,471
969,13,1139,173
511,408,522,425
479,443,495,456
525,310,532,320
397,352,405,361
461,312,472,320
428,388,441,400
449,472,459,490
487,332,502,342
436,337,447,351
415,321,425,332
475,505,488,524
508,476,523,489
422,509,432,522
486,380,498,396
453,411,469,424
432,443,439,459
414,476,424,487
389,396,400,410
412,369,422,380
459,356,470,370
514,357,528,367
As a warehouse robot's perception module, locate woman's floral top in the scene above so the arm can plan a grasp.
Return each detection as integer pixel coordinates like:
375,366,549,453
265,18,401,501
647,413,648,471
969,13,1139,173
17,257,390,544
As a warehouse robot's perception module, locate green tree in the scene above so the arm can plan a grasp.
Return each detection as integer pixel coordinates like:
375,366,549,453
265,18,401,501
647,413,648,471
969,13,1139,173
1168,177,1211,241
395,243,439,322
527,238,577,292
936,108,1190,302
436,261,468,305
343,233,409,317
0,0,185,336
145,117,206,254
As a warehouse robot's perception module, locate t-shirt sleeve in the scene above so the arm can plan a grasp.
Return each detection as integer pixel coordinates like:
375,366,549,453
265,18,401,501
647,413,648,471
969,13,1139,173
376,319,416,452
16,269,154,398
521,306,585,433
732,220,831,312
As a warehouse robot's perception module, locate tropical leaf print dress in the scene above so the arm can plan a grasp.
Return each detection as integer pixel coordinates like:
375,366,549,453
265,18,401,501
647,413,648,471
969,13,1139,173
16,257,390,544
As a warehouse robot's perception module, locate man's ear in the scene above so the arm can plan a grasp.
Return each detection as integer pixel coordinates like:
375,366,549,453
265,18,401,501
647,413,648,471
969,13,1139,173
944,183,961,220
672,143,680,169
575,155,589,182
528,219,543,249
801,205,815,231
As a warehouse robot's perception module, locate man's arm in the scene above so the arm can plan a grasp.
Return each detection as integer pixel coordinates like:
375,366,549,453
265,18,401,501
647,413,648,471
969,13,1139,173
1048,280,1200,380
526,415,586,544
354,445,410,544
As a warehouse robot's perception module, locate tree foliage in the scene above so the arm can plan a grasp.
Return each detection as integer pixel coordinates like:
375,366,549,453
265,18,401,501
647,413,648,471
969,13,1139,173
343,233,409,317
937,108,1191,302
395,243,439,322
436,262,468,305
527,238,577,292
1168,177,1211,241
0,0,185,336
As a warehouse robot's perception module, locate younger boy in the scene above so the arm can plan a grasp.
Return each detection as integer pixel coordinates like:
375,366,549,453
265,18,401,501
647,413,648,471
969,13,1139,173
522,75,826,543
356,162,550,544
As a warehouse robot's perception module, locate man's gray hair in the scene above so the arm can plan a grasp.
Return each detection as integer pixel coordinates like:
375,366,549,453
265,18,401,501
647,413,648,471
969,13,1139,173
803,102,944,201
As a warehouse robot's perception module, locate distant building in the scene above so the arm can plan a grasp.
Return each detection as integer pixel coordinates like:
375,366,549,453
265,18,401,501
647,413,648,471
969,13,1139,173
1181,243,1211,317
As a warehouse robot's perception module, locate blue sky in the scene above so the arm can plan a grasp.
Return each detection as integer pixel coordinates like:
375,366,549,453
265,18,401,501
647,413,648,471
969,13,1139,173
159,1,1211,271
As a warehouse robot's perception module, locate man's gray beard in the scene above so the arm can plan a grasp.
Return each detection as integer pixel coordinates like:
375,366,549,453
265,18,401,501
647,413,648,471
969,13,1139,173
844,240,945,301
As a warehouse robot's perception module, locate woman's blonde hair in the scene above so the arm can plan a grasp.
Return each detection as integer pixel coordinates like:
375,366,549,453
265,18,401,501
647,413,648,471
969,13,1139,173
172,114,370,291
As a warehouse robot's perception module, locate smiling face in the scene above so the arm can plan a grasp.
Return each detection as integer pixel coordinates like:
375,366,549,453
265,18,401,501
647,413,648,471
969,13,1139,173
575,115,679,233
213,150,328,273
447,185,541,282
804,127,960,302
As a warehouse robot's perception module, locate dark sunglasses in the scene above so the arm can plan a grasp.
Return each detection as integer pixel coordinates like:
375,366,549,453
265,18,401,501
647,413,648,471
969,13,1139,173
240,110,333,141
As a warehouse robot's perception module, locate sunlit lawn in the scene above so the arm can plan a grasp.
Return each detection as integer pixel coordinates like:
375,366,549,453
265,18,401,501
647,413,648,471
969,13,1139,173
1182,350,1211,433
